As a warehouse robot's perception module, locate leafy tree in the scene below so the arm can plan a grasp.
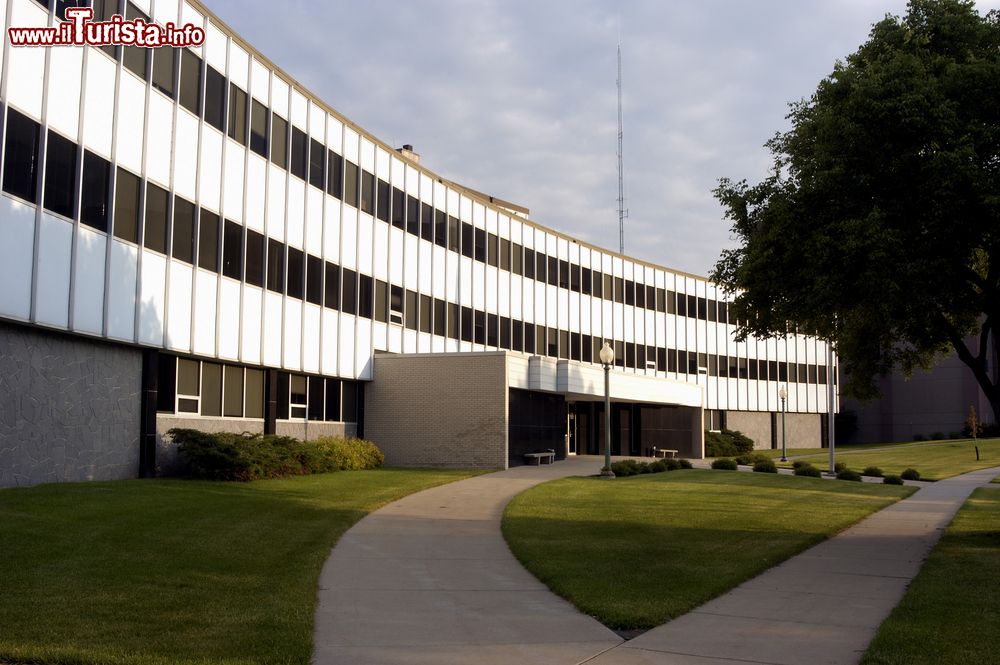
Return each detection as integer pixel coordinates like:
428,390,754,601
712,0,1000,423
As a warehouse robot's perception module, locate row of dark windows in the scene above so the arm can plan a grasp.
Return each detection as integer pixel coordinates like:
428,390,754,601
0,107,829,384
156,353,363,423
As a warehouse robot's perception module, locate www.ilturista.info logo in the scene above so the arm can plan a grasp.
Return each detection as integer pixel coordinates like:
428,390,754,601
8,7,205,48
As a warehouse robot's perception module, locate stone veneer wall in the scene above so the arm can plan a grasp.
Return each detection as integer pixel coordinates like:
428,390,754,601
365,352,508,469
0,321,142,487
725,411,774,450
726,411,823,450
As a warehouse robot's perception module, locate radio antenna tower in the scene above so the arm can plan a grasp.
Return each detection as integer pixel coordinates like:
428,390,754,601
616,43,627,255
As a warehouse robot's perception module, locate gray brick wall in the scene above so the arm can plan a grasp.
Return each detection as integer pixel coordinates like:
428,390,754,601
365,353,508,469
0,321,142,488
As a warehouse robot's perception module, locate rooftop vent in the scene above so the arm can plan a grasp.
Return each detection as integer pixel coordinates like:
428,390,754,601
396,144,420,164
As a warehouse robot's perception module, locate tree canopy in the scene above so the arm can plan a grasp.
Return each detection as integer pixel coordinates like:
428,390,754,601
712,0,1000,421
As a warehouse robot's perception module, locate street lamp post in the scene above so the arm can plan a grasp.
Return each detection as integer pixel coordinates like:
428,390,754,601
778,386,788,462
599,341,616,479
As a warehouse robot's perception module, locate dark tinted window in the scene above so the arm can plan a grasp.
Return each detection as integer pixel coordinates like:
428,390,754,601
80,151,110,232
3,109,40,203
359,274,373,318
197,209,219,272
324,262,339,309
113,168,140,243
474,228,486,262
461,223,473,259
309,139,325,189
434,298,446,336
487,313,498,346
266,239,284,293
374,280,388,322
152,46,176,99
447,303,459,339
487,234,498,267
245,229,264,287
406,196,419,236
286,246,304,299
404,290,417,330
306,254,322,305
420,202,433,241
204,66,226,132
625,280,635,306
228,84,247,145
523,248,535,279
290,127,307,180
222,220,242,280
361,171,375,215
344,162,359,208
172,196,195,263
249,100,268,157
122,3,149,80
270,114,287,169
376,179,390,223
391,188,404,229
143,183,169,254
435,210,447,247
178,50,201,115
327,151,342,199
512,244,523,274
341,268,356,315
500,238,510,271
448,216,460,252
419,294,431,333
43,130,76,219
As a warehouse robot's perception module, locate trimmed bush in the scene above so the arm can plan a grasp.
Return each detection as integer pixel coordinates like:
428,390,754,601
883,474,904,485
711,458,738,470
836,469,863,482
648,459,669,473
753,458,778,473
794,464,822,477
834,461,848,473
170,429,384,481
791,460,808,469
913,433,927,442
900,468,922,481
722,429,756,455
663,458,682,471
862,466,884,477
610,459,645,477
931,432,946,441
678,458,693,469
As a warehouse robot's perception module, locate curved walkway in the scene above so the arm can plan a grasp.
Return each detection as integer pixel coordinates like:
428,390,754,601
313,461,1000,665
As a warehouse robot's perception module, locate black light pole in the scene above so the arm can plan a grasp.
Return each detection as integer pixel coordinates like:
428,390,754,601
599,341,615,479
779,386,788,462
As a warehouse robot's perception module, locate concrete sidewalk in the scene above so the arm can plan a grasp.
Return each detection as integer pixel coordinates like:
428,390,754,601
313,460,999,665
588,465,1000,665
312,457,622,665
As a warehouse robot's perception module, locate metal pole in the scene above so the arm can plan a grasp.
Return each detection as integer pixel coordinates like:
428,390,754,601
781,397,787,462
602,363,614,477
828,342,836,475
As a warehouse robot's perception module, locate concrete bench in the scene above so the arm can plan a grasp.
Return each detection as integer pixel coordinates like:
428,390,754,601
652,448,679,459
524,451,556,465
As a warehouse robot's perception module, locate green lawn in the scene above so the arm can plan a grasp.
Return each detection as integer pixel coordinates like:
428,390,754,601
502,469,913,630
737,438,1000,481
0,469,478,665
862,487,1000,665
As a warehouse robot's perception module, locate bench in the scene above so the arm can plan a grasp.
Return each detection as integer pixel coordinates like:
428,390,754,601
652,448,679,459
524,450,556,465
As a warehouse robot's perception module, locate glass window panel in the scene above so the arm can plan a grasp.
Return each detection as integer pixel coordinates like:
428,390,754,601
309,139,325,189
43,130,77,219
361,171,375,215
113,168,140,243
358,273,373,318
204,65,226,132
143,183,169,254
200,362,222,416
223,365,243,417
80,151,110,232
249,100,268,157
327,151,342,198
172,196,195,263
270,114,287,169
152,46,176,99
290,127,307,180
178,50,201,115
266,238,284,293
344,162,359,208
341,268,356,315
222,219,242,280
306,254,322,305
286,246,304,299
228,83,247,145
245,229,264,287
197,209,219,272
245,369,264,418
123,3,150,80
324,262,340,309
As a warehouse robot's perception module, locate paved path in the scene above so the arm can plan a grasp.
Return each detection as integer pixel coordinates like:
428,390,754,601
312,457,622,665
588,464,1000,665
313,461,1000,665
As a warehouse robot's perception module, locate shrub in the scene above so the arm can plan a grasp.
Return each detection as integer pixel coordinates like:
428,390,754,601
900,468,922,481
314,436,385,470
931,432,946,440
836,469,863,482
794,464,822,477
711,458,738,470
705,431,738,457
678,458,693,469
883,474,904,485
610,459,646,477
834,461,848,473
862,466,884,477
912,433,927,442
170,429,384,481
722,429,756,455
648,459,668,473
753,458,778,473
663,458,682,471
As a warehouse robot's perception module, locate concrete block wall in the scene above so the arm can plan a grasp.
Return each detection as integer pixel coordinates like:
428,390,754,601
0,321,142,488
365,352,508,469
725,411,773,450
726,410,823,450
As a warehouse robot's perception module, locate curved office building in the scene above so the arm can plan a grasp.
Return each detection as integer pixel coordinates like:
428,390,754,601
0,0,835,486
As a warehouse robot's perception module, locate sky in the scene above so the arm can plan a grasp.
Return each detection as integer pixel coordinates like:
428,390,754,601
208,0,1000,277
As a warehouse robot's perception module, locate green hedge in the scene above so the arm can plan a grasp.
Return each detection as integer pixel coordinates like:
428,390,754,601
609,457,692,477
169,429,384,481
705,429,755,457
